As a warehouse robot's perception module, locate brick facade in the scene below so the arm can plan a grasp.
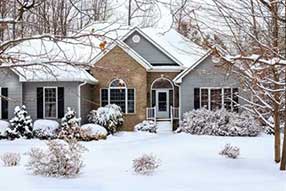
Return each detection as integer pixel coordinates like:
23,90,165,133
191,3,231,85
91,46,148,131
91,46,182,131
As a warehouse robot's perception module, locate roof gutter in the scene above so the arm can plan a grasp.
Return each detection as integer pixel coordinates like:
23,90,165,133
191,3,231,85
78,81,87,124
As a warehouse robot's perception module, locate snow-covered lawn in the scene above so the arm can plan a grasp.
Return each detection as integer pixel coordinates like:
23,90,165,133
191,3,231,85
0,132,285,191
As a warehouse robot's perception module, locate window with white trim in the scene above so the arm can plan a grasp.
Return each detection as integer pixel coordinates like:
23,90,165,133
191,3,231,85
199,87,238,112
100,79,135,114
44,87,57,118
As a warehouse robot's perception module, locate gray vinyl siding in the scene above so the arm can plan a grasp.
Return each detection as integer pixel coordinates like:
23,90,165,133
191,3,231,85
80,84,94,123
124,31,178,66
180,56,247,117
0,69,22,120
23,82,81,121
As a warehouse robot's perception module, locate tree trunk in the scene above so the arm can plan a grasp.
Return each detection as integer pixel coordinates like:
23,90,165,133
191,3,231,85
280,81,286,169
128,0,131,26
271,0,281,163
279,0,286,170
274,98,281,163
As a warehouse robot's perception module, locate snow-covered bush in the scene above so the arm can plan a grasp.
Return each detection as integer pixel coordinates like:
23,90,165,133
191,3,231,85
177,108,261,136
58,107,81,140
80,124,107,140
135,120,157,133
0,120,9,139
33,120,59,139
132,154,160,175
1,152,21,167
26,140,87,177
87,104,124,134
7,105,33,139
219,144,240,159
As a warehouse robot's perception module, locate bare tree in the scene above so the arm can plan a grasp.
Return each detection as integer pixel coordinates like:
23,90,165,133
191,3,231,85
180,0,286,169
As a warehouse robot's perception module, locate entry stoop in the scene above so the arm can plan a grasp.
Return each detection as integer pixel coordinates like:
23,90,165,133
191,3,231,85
156,120,173,134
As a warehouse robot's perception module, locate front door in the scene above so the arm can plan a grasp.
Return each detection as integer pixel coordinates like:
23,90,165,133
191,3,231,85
156,90,169,119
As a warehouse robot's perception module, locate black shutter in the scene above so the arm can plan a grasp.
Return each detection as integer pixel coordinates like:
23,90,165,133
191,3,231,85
194,88,200,110
233,88,239,112
37,87,43,119
1,88,8,119
58,87,65,118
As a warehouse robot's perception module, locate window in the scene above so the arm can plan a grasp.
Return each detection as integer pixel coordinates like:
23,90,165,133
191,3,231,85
44,87,57,118
200,89,209,109
211,89,222,110
110,89,126,113
224,88,232,111
197,88,239,112
100,79,135,114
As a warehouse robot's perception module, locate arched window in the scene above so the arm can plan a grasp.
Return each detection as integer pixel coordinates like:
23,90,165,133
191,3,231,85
110,79,126,89
100,79,135,114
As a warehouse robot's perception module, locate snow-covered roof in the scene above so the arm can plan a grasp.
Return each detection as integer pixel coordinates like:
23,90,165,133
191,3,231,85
173,50,212,84
12,64,97,84
89,23,207,70
5,22,207,83
140,28,207,68
5,33,100,83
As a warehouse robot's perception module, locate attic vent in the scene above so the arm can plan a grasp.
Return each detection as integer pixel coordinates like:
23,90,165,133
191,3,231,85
132,34,141,43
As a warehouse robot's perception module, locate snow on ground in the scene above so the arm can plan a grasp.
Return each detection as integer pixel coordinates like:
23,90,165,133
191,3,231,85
0,132,285,191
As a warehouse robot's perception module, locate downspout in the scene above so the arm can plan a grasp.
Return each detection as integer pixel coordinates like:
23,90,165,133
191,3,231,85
78,81,87,124
174,82,182,120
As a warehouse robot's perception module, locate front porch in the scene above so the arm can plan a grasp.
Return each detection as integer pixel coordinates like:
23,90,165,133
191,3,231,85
146,106,180,131
146,76,180,131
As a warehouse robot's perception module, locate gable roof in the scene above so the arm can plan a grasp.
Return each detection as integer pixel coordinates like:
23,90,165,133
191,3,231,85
121,27,185,68
90,24,207,71
140,28,207,68
173,50,213,84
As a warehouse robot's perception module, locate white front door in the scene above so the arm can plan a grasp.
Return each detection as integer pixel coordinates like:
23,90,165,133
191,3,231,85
156,90,169,119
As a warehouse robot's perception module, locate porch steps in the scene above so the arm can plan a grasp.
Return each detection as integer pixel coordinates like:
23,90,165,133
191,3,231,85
157,121,173,134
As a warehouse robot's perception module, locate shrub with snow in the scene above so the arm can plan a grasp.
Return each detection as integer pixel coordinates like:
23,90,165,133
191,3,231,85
1,152,21,167
135,120,157,133
219,144,240,159
0,120,9,139
132,153,160,175
7,105,33,139
87,104,124,134
177,108,261,136
58,107,81,140
33,120,59,139
80,124,107,140
26,140,87,177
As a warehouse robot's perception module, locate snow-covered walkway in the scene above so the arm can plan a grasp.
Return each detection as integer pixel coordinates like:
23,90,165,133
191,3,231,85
0,132,285,191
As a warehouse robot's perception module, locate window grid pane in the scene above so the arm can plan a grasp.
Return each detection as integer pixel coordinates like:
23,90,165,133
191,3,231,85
110,89,126,113
211,89,222,110
224,88,232,111
201,89,209,109
101,89,108,107
44,88,57,118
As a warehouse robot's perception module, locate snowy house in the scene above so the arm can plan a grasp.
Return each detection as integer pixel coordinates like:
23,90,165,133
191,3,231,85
0,23,244,131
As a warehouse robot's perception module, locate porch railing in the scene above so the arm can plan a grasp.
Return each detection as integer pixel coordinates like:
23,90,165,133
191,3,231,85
170,106,179,120
146,107,156,123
